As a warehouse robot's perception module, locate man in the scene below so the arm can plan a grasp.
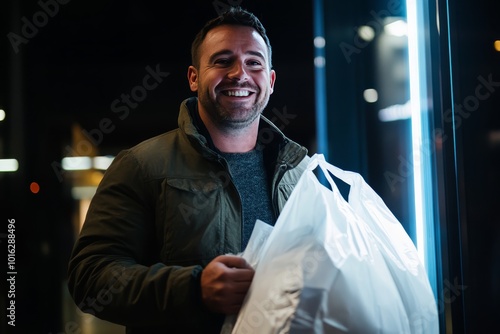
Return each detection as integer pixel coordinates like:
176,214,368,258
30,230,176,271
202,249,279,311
67,6,309,333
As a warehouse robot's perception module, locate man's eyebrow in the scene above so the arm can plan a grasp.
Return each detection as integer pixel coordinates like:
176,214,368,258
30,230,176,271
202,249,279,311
247,50,266,60
208,50,267,63
208,50,232,63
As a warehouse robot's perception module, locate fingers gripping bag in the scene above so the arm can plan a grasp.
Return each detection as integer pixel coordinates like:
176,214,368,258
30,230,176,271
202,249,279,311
228,154,439,334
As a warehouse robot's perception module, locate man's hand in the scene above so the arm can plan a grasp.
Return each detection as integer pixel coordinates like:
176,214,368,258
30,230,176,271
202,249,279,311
201,255,255,314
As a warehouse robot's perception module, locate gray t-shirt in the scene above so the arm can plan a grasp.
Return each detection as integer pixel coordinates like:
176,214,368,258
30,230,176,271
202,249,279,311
221,149,275,250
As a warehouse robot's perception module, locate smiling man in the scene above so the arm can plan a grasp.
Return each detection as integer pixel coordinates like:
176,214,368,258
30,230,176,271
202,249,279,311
67,6,309,334
188,23,276,152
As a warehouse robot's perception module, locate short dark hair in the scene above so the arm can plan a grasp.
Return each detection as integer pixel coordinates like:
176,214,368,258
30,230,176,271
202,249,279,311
190,7,273,70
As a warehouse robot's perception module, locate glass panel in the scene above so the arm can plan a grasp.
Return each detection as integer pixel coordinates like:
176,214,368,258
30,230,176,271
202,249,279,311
316,0,417,241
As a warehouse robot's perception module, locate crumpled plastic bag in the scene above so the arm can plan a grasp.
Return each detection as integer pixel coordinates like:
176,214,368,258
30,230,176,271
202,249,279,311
223,154,439,334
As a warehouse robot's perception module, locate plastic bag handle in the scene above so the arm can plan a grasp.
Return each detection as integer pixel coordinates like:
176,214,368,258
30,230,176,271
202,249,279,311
308,154,361,195
307,154,344,196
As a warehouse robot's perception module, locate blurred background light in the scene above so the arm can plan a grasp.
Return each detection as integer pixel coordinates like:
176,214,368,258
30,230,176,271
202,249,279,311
314,36,326,48
93,156,114,170
378,100,412,122
62,157,92,170
314,56,326,68
358,25,375,42
61,156,115,171
363,88,379,103
30,182,40,194
494,40,500,52
384,19,408,37
0,159,19,172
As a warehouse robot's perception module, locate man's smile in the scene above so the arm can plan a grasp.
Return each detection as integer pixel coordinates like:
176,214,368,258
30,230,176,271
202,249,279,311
222,89,253,97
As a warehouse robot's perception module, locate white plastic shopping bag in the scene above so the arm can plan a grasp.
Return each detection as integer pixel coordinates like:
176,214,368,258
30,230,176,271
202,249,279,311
228,153,439,334
220,219,274,334
316,154,440,332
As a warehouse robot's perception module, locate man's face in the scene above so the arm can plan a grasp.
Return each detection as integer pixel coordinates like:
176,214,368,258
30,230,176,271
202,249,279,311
188,25,276,132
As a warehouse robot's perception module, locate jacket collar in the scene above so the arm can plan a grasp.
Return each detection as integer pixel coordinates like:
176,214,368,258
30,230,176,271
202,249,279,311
178,97,307,166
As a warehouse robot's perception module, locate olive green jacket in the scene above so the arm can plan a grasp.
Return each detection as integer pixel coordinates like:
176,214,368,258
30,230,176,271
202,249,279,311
67,97,309,333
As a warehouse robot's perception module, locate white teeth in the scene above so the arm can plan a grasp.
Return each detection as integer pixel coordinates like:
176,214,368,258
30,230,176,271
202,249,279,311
226,90,250,97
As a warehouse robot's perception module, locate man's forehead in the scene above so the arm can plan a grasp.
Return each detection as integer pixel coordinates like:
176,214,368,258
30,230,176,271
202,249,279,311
203,25,266,49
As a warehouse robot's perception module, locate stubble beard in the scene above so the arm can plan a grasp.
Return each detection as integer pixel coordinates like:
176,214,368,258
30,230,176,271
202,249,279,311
199,88,270,133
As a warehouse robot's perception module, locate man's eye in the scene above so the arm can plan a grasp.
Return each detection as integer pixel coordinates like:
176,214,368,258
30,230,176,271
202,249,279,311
247,60,262,66
215,59,231,65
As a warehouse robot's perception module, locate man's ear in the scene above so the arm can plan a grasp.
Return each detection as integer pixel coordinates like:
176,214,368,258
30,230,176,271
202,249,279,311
269,69,276,94
187,66,198,92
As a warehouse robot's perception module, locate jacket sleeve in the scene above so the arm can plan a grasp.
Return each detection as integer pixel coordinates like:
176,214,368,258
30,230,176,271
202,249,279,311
66,149,222,330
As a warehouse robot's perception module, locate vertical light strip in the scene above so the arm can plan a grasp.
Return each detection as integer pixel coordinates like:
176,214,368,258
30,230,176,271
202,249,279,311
313,0,329,159
406,0,426,266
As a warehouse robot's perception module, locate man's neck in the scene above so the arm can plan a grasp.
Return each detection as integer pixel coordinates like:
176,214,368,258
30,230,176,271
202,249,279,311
206,120,259,153
198,109,259,153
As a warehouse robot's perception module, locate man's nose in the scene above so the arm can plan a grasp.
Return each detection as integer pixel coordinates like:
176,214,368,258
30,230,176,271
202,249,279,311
227,62,248,81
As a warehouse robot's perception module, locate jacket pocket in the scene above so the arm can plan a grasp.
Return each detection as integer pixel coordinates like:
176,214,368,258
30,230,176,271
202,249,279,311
159,177,226,266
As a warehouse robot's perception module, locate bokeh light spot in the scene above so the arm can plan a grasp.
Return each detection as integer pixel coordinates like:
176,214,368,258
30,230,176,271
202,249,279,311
30,182,40,194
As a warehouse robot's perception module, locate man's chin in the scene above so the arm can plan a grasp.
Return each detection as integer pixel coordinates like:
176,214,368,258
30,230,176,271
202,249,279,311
220,113,261,130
